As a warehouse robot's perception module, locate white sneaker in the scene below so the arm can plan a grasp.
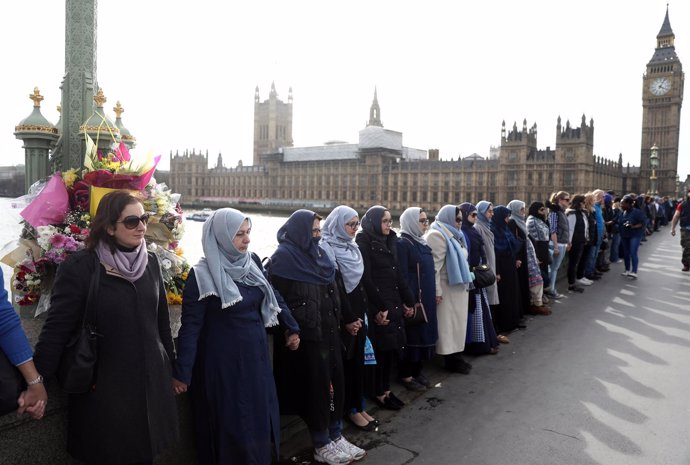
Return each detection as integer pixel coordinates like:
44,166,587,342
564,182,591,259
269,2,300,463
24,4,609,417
621,270,630,277
314,441,353,465
628,272,637,279
334,436,366,461
577,278,592,286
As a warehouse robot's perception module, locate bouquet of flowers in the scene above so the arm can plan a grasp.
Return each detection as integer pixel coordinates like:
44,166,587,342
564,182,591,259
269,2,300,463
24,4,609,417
2,135,190,314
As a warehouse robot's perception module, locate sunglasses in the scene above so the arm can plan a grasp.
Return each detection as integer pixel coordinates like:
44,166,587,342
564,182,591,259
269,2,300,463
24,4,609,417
382,219,394,225
455,216,462,222
419,219,429,225
469,212,478,217
117,214,150,230
345,221,361,229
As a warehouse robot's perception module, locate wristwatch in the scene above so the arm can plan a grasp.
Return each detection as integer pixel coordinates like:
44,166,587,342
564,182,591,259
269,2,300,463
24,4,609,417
27,374,44,385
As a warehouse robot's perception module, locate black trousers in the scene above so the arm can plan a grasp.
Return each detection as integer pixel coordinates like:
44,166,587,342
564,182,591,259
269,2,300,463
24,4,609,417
568,242,585,285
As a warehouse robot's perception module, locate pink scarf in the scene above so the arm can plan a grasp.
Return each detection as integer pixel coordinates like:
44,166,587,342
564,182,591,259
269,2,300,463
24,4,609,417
95,241,148,282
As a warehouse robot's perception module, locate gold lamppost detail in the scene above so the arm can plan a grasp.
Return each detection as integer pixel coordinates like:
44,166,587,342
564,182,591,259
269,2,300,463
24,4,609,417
649,144,659,196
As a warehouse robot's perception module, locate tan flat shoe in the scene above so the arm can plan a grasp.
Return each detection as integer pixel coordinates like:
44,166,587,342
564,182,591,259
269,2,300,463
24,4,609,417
497,334,510,344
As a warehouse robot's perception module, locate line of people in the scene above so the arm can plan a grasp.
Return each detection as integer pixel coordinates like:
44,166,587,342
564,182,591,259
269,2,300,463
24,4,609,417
2,187,683,465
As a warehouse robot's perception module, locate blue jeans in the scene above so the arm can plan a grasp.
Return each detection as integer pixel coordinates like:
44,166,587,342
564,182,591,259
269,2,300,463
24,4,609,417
585,235,602,275
548,243,567,292
310,419,343,449
609,232,621,262
621,236,642,273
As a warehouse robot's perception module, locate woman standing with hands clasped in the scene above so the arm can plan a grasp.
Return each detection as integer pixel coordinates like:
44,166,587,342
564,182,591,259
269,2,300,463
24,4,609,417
356,206,416,410
173,208,300,465
396,207,438,391
618,195,647,279
320,206,378,432
425,205,473,374
34,191,178,465
270,209,366,465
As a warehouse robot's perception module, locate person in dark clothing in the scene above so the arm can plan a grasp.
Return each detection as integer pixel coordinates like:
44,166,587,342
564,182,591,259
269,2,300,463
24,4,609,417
320,205,378,432
459,202,499,355
270,209,366,464
173,208,300,465
671,189,690,272
566,195,588,293
619,196,648,279
396,207,438,390
356,206,416,410
491,206,526,331
34,191,178,465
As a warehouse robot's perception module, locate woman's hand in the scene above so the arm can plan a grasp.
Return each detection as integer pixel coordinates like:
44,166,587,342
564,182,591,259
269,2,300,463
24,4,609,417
285,332,300,351
436,296,443,305
345,318,363,336
17,384,47,420
375,310,390,326
172,378,188,395
403,305,415,318
496,274,501,283
516,260,522,268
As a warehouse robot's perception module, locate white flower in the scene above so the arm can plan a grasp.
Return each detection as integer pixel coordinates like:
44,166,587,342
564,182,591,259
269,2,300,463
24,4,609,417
161,259,172,270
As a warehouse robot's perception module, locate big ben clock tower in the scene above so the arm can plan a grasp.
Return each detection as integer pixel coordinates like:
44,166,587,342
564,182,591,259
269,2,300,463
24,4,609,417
640,7,684,196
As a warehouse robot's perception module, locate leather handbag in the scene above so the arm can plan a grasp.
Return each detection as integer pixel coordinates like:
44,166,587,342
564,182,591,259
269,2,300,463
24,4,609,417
0,349,25,416
404,262,428,326
472,263,496,289
56,255,102,394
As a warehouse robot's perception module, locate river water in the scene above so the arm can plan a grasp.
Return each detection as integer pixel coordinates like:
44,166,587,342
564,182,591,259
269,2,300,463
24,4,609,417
0,197,290,291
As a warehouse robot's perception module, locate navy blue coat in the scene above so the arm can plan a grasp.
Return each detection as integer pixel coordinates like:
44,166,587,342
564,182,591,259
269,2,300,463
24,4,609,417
175,266,298,465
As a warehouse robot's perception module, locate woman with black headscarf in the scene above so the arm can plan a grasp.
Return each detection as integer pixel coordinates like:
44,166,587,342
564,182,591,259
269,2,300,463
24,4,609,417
491,206,526,333
459,202,500,356
356,206,415,411
270,209,366,463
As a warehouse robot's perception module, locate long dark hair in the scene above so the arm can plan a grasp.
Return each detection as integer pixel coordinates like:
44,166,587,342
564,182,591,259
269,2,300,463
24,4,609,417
569,194,585,211
85,191,144,252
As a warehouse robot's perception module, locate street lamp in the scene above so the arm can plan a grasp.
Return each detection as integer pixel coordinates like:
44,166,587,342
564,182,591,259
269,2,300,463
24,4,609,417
649,144,659,196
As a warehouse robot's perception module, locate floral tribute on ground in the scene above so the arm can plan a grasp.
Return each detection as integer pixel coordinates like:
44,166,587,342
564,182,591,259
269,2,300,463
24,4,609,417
1,136,190,315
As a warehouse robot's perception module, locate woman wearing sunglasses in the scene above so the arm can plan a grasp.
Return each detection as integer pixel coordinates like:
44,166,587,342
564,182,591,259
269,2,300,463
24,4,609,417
34,191,179,465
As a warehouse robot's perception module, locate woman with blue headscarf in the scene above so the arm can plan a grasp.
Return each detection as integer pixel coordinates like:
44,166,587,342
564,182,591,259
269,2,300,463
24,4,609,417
174,208,300,465
425,205,473,373
396,207,438,391
270,209,366,463
321,206,378,432
356,206,416,411
491,206,526,333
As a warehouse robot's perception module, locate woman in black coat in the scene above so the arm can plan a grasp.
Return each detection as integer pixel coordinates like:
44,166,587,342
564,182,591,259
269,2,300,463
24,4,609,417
34,191,178,465
356,206,415,411
270,209,366,463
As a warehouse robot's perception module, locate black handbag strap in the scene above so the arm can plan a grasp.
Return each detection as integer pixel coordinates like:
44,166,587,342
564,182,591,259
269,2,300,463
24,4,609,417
82,254,101,329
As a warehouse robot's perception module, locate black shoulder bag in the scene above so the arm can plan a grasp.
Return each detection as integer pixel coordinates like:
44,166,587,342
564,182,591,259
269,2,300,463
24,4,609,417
56,255,102,394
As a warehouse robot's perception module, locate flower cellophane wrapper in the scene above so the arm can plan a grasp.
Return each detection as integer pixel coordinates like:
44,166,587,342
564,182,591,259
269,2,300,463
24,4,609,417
19,173,70,228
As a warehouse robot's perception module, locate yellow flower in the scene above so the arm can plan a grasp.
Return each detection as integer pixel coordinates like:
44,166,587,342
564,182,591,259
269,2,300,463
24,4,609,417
175,247,185,256
167,291,183,305
62,168,80,188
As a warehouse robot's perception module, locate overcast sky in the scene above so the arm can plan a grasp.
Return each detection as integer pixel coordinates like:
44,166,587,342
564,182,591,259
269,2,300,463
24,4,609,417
1,0,688,181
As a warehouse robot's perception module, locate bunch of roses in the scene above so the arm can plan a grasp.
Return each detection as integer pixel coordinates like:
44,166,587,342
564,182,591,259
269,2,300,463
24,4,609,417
12,258,48,306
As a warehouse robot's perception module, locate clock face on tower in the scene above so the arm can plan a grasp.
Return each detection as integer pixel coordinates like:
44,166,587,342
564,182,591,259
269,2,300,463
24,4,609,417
649,77,672,96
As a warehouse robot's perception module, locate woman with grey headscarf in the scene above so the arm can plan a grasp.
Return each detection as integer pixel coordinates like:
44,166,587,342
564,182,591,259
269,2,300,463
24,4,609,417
321,206,379,432
173,208,300,465
475,201,509,344
507,200,551,316
396,207,438,391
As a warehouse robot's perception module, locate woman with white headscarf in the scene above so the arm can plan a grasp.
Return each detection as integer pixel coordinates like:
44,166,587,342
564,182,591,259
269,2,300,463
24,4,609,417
173,208,300,465
396,207,438,391
424,205,473,374
321,206,378,432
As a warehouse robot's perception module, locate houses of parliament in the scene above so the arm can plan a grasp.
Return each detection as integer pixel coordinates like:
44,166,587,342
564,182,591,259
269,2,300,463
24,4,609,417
169,9,684,214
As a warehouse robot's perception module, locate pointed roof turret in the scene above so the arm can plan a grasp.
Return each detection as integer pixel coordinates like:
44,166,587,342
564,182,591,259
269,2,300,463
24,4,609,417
15,87,58,136
649,6,678,64
367,87,382,127
657,5,673,38
270,81,277,98
113,101,136,149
